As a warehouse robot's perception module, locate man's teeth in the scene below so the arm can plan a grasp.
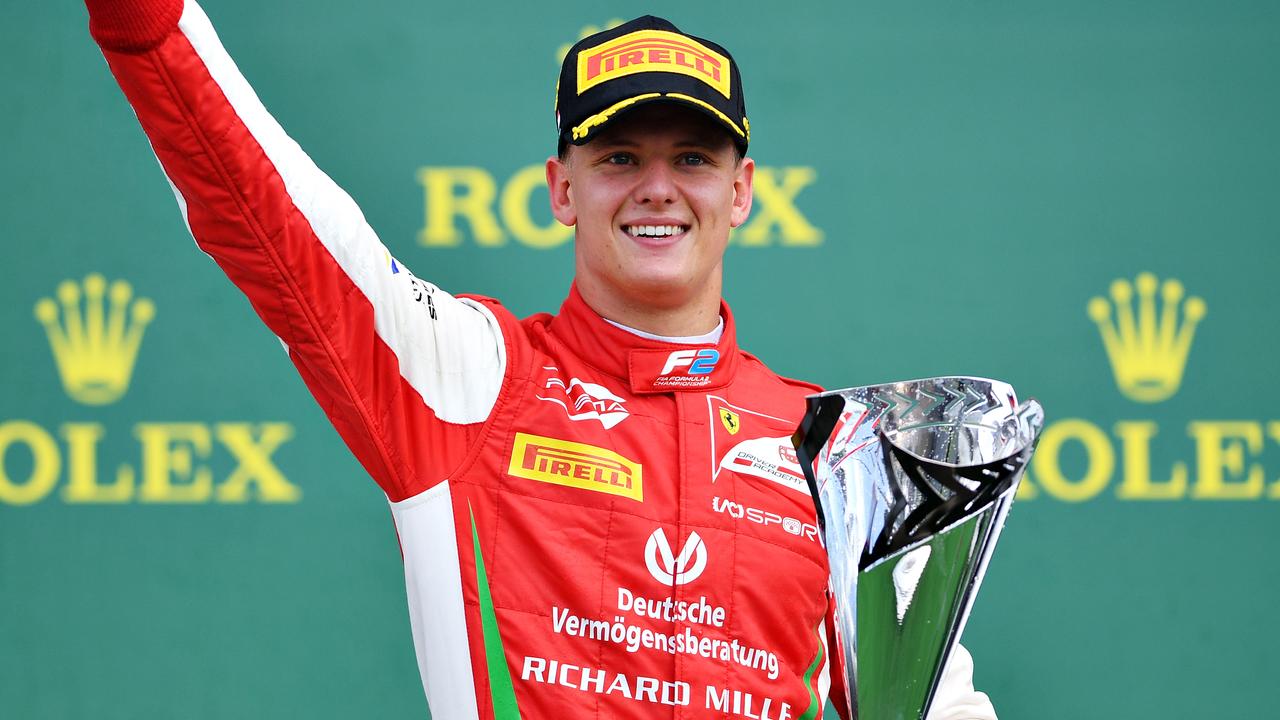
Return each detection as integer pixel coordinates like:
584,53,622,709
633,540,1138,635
625,225,684,237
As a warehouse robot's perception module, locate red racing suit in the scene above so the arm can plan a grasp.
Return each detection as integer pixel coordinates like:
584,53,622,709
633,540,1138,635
87,1,998,717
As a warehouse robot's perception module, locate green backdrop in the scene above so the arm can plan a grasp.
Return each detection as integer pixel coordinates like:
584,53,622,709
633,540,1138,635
3,1,1278,717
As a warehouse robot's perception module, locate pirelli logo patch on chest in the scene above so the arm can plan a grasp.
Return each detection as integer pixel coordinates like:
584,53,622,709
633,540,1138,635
577,29,732,99
508,432,643,502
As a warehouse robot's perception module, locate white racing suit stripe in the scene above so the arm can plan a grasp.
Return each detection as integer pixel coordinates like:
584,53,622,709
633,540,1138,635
392,482,480,720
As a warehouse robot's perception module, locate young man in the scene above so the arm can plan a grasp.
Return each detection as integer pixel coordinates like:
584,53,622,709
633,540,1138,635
85,1,997,717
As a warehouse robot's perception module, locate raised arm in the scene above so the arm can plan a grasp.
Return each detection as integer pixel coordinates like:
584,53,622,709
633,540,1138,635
86,0,510,501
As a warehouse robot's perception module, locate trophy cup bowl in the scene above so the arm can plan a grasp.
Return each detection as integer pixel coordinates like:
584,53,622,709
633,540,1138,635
793,377,1044,720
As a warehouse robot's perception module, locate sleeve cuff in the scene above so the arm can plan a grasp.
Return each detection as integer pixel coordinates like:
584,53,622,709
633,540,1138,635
86,0,185,53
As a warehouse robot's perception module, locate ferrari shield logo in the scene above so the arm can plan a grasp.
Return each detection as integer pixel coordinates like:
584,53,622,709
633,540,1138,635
719,408,741,435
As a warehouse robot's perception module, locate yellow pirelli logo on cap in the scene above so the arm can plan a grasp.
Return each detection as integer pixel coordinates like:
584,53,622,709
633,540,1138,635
508,432,643,501
577,29,731,99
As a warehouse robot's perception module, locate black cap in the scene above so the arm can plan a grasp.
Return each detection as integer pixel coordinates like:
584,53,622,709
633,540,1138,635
556,16,749,153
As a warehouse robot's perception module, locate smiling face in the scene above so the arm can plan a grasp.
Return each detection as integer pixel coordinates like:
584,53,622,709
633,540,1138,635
547,103,754,335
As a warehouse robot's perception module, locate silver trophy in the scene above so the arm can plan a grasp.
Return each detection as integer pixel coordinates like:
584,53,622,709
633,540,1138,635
793,377,1043,720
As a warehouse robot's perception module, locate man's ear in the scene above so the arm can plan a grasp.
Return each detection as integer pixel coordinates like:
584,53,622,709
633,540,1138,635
546,155,576,227
729,156,755,228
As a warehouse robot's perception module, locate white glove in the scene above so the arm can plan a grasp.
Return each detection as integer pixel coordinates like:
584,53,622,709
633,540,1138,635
926,644,998,720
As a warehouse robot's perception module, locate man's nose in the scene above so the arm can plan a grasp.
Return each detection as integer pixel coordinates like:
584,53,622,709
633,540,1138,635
632,162,678,205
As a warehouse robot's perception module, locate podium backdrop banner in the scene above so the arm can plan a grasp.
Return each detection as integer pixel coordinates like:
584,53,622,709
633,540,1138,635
2,1,1277,718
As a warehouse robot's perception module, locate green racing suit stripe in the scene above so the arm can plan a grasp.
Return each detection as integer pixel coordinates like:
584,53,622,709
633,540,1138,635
471,506,522,718
797,624,826,720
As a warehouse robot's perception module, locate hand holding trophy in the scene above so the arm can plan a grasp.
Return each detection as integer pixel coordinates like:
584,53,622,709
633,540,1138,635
794,377,1044,719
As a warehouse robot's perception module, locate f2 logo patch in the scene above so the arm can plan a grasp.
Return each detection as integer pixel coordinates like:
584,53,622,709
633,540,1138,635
660,348,720,376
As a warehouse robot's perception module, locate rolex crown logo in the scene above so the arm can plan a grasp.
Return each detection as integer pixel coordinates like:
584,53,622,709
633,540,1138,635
34,274,155,406
1087,272,1205,403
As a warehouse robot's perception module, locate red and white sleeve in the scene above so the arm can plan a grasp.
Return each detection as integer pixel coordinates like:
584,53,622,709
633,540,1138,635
86,0,509,501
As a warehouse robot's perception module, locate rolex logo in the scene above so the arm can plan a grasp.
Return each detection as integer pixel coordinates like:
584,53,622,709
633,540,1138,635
1087,272,1205,403
33,274,155,406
